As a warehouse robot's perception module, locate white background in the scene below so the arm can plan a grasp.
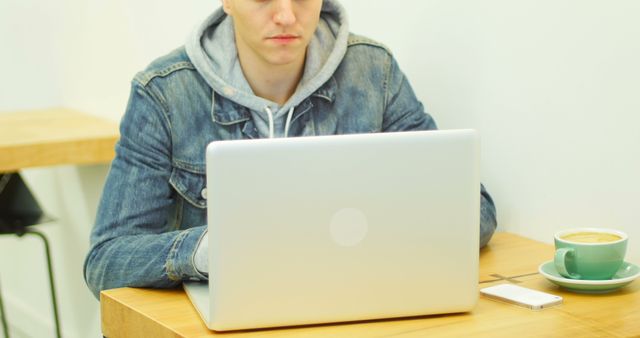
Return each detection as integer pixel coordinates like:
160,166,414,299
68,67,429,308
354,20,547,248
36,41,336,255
1,1,639,337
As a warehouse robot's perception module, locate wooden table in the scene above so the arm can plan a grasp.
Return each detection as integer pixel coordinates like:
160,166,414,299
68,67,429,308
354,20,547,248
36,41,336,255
101,233,640,337
0,108,119,172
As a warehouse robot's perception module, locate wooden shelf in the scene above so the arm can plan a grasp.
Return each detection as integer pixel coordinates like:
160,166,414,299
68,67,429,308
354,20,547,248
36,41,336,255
0,108,120,172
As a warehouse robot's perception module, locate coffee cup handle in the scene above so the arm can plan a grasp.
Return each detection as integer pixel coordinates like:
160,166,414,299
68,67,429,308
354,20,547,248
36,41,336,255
554,248,581,279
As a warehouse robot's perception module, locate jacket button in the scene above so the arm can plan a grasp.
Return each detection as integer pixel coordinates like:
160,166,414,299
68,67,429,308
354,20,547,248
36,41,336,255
201,187,207,200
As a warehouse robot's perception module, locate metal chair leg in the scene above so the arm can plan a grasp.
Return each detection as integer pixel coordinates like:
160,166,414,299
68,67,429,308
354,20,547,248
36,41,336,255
0,279,10,338
21,230,62,338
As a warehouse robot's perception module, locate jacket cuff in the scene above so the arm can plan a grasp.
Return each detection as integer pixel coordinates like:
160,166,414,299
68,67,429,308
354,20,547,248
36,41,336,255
193,229,209,276
165,226,208,281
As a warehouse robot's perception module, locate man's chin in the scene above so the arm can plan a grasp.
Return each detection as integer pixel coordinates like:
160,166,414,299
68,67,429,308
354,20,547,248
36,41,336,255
264,53,305,68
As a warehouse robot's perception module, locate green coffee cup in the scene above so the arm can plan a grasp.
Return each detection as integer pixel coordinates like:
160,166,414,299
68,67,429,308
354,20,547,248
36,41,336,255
554,228,627,280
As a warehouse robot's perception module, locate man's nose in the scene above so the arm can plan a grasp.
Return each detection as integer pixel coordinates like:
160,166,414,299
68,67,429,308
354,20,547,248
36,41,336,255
273,0,296,26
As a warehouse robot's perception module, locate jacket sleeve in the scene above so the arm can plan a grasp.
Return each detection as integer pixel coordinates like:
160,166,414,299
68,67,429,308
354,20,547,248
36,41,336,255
381,55,498,248
83,80,207,299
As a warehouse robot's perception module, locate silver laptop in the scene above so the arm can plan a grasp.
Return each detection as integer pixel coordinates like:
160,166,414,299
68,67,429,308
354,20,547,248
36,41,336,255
184,129,480,331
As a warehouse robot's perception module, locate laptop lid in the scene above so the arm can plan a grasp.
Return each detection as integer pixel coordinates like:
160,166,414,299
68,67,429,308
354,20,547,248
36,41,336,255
185,129,480,331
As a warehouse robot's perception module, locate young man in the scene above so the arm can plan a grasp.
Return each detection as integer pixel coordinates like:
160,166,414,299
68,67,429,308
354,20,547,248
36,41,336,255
84,0,497,299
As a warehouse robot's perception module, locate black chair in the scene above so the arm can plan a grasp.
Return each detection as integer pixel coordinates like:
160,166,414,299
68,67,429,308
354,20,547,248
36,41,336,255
0,173,62,338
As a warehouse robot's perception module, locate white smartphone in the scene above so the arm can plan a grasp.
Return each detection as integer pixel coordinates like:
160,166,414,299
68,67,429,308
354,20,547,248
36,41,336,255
480,284,563,310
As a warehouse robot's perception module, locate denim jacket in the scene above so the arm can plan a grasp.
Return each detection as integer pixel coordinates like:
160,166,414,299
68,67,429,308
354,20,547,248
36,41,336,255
83,2,497,299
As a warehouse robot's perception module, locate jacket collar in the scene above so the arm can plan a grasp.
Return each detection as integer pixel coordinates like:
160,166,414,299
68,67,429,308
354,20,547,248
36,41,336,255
310,76,337,103
211,76,337,125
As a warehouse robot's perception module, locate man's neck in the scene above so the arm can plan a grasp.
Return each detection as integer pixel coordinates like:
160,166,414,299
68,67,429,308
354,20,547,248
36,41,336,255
238,52,306,106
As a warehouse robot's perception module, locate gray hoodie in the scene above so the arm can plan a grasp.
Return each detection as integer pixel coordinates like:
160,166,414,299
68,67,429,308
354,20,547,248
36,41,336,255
186,0,350,139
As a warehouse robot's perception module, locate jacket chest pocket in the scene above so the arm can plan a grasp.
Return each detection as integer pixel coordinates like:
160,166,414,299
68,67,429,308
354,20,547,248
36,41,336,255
169,167,207,209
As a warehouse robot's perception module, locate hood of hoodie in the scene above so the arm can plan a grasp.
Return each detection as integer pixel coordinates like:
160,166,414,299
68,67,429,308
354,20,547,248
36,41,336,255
186,0,349,138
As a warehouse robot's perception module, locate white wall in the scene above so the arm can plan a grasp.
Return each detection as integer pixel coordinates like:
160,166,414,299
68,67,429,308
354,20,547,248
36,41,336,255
59,0,216,120
0,1,65,111
1,1,639,337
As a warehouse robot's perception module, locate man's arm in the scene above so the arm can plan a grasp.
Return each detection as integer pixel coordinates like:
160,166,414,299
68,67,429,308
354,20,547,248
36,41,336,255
381,55,497,248
83,81,206,299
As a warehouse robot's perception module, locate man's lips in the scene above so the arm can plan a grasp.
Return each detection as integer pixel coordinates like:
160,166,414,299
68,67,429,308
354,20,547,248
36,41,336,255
267,34,301,44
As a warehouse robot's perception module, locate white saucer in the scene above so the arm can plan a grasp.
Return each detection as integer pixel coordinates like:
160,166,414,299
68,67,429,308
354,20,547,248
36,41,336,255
538,260,640,293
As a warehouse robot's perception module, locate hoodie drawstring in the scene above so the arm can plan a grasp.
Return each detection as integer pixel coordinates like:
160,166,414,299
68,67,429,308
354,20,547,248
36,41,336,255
264,106,295,138
284,106,294,138
264,106,275,139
